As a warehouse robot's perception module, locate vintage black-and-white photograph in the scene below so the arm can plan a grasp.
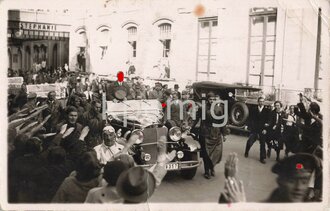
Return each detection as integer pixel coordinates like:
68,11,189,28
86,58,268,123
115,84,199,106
2,0,329,209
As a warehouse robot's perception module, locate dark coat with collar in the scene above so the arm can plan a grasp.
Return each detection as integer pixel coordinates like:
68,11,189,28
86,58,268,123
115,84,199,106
247,106,270,133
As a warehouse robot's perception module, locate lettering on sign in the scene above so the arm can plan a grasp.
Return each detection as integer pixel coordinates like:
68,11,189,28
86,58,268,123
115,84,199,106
20,22,57,31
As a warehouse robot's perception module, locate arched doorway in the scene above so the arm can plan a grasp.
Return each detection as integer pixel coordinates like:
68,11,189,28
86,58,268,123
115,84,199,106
18,48,22,71
33,45,39,64
25,46,31,70
52,44,58,69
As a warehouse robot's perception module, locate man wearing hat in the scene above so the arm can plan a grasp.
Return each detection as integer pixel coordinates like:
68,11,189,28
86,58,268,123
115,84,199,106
192,91,225,179
174,84,181,99
116,136,176,203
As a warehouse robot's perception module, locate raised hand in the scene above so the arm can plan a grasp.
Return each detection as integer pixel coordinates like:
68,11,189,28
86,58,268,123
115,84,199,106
157,136,176,164
17,121,38,135
62,127,75,138
225,153,238,179
223,177,246,203
79,126,90,141
28,115,51,136
60,124,68,135
30,104,48,113
40,133,57,139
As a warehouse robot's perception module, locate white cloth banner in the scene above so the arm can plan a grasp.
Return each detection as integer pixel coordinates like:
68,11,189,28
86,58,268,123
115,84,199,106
26,83,66,99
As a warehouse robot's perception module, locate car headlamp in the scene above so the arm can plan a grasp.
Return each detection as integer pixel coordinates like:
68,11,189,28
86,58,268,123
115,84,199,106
131,129,144,144
143,153,151,161
177,151,184,159
169,126,182,142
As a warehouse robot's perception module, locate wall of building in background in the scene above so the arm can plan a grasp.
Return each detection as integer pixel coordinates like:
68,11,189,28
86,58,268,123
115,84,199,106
7,9,70,73
67,0,328,96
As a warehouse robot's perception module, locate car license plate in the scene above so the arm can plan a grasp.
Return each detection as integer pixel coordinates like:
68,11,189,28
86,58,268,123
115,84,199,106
165,163,179,170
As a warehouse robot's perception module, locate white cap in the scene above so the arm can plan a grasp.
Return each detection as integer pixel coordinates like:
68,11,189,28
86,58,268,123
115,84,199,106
103,126,115,133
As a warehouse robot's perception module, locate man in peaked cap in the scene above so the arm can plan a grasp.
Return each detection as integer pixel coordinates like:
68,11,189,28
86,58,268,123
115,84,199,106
218,153,321,203
267,153,321,202
149,82,163,101
22,92,38,113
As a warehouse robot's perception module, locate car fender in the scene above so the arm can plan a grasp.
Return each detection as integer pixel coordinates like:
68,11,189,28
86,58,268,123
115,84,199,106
184,135,201,152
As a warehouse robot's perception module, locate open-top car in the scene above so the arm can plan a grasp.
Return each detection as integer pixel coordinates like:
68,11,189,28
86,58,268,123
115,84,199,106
192,81,274,129
106,99,201,179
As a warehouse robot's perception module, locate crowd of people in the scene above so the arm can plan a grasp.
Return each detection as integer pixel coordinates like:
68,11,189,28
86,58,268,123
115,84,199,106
7,67,323,204
241,94,323,202
7,69,195,203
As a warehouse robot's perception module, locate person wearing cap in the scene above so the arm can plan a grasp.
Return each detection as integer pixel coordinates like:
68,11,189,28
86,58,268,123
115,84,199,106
192,91,224,179
219,153,321,203
93,126,135,165
267,153,321,202
85,160,129,203
42,91,65,133
174,84,181,99
22,92,37,113
166,91,182,127
149,82,163,101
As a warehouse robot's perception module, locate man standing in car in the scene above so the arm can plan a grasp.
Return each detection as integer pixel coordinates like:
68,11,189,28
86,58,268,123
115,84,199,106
244,96,270,164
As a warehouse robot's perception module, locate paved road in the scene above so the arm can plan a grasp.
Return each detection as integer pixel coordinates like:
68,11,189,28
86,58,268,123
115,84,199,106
149,134,279,203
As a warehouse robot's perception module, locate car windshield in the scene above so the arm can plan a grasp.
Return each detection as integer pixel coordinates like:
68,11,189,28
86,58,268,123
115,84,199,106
106,99,163,127
235,89,261,98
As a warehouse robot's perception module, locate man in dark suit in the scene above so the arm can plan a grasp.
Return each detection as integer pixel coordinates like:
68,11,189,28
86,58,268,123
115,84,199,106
244,96,270,164
266,101,284,161
77,51,86,72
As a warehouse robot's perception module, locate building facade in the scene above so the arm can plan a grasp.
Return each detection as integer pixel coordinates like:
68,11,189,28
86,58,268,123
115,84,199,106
67,0,328,99
7,9,71,74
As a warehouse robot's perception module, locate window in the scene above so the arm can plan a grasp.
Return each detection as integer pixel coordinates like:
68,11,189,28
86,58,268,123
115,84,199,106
97,26,111,59
127,26,137,58
247,8,277,87
76,28,87,47
196,17,218,81
159,23,171,58
33,45,39,63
